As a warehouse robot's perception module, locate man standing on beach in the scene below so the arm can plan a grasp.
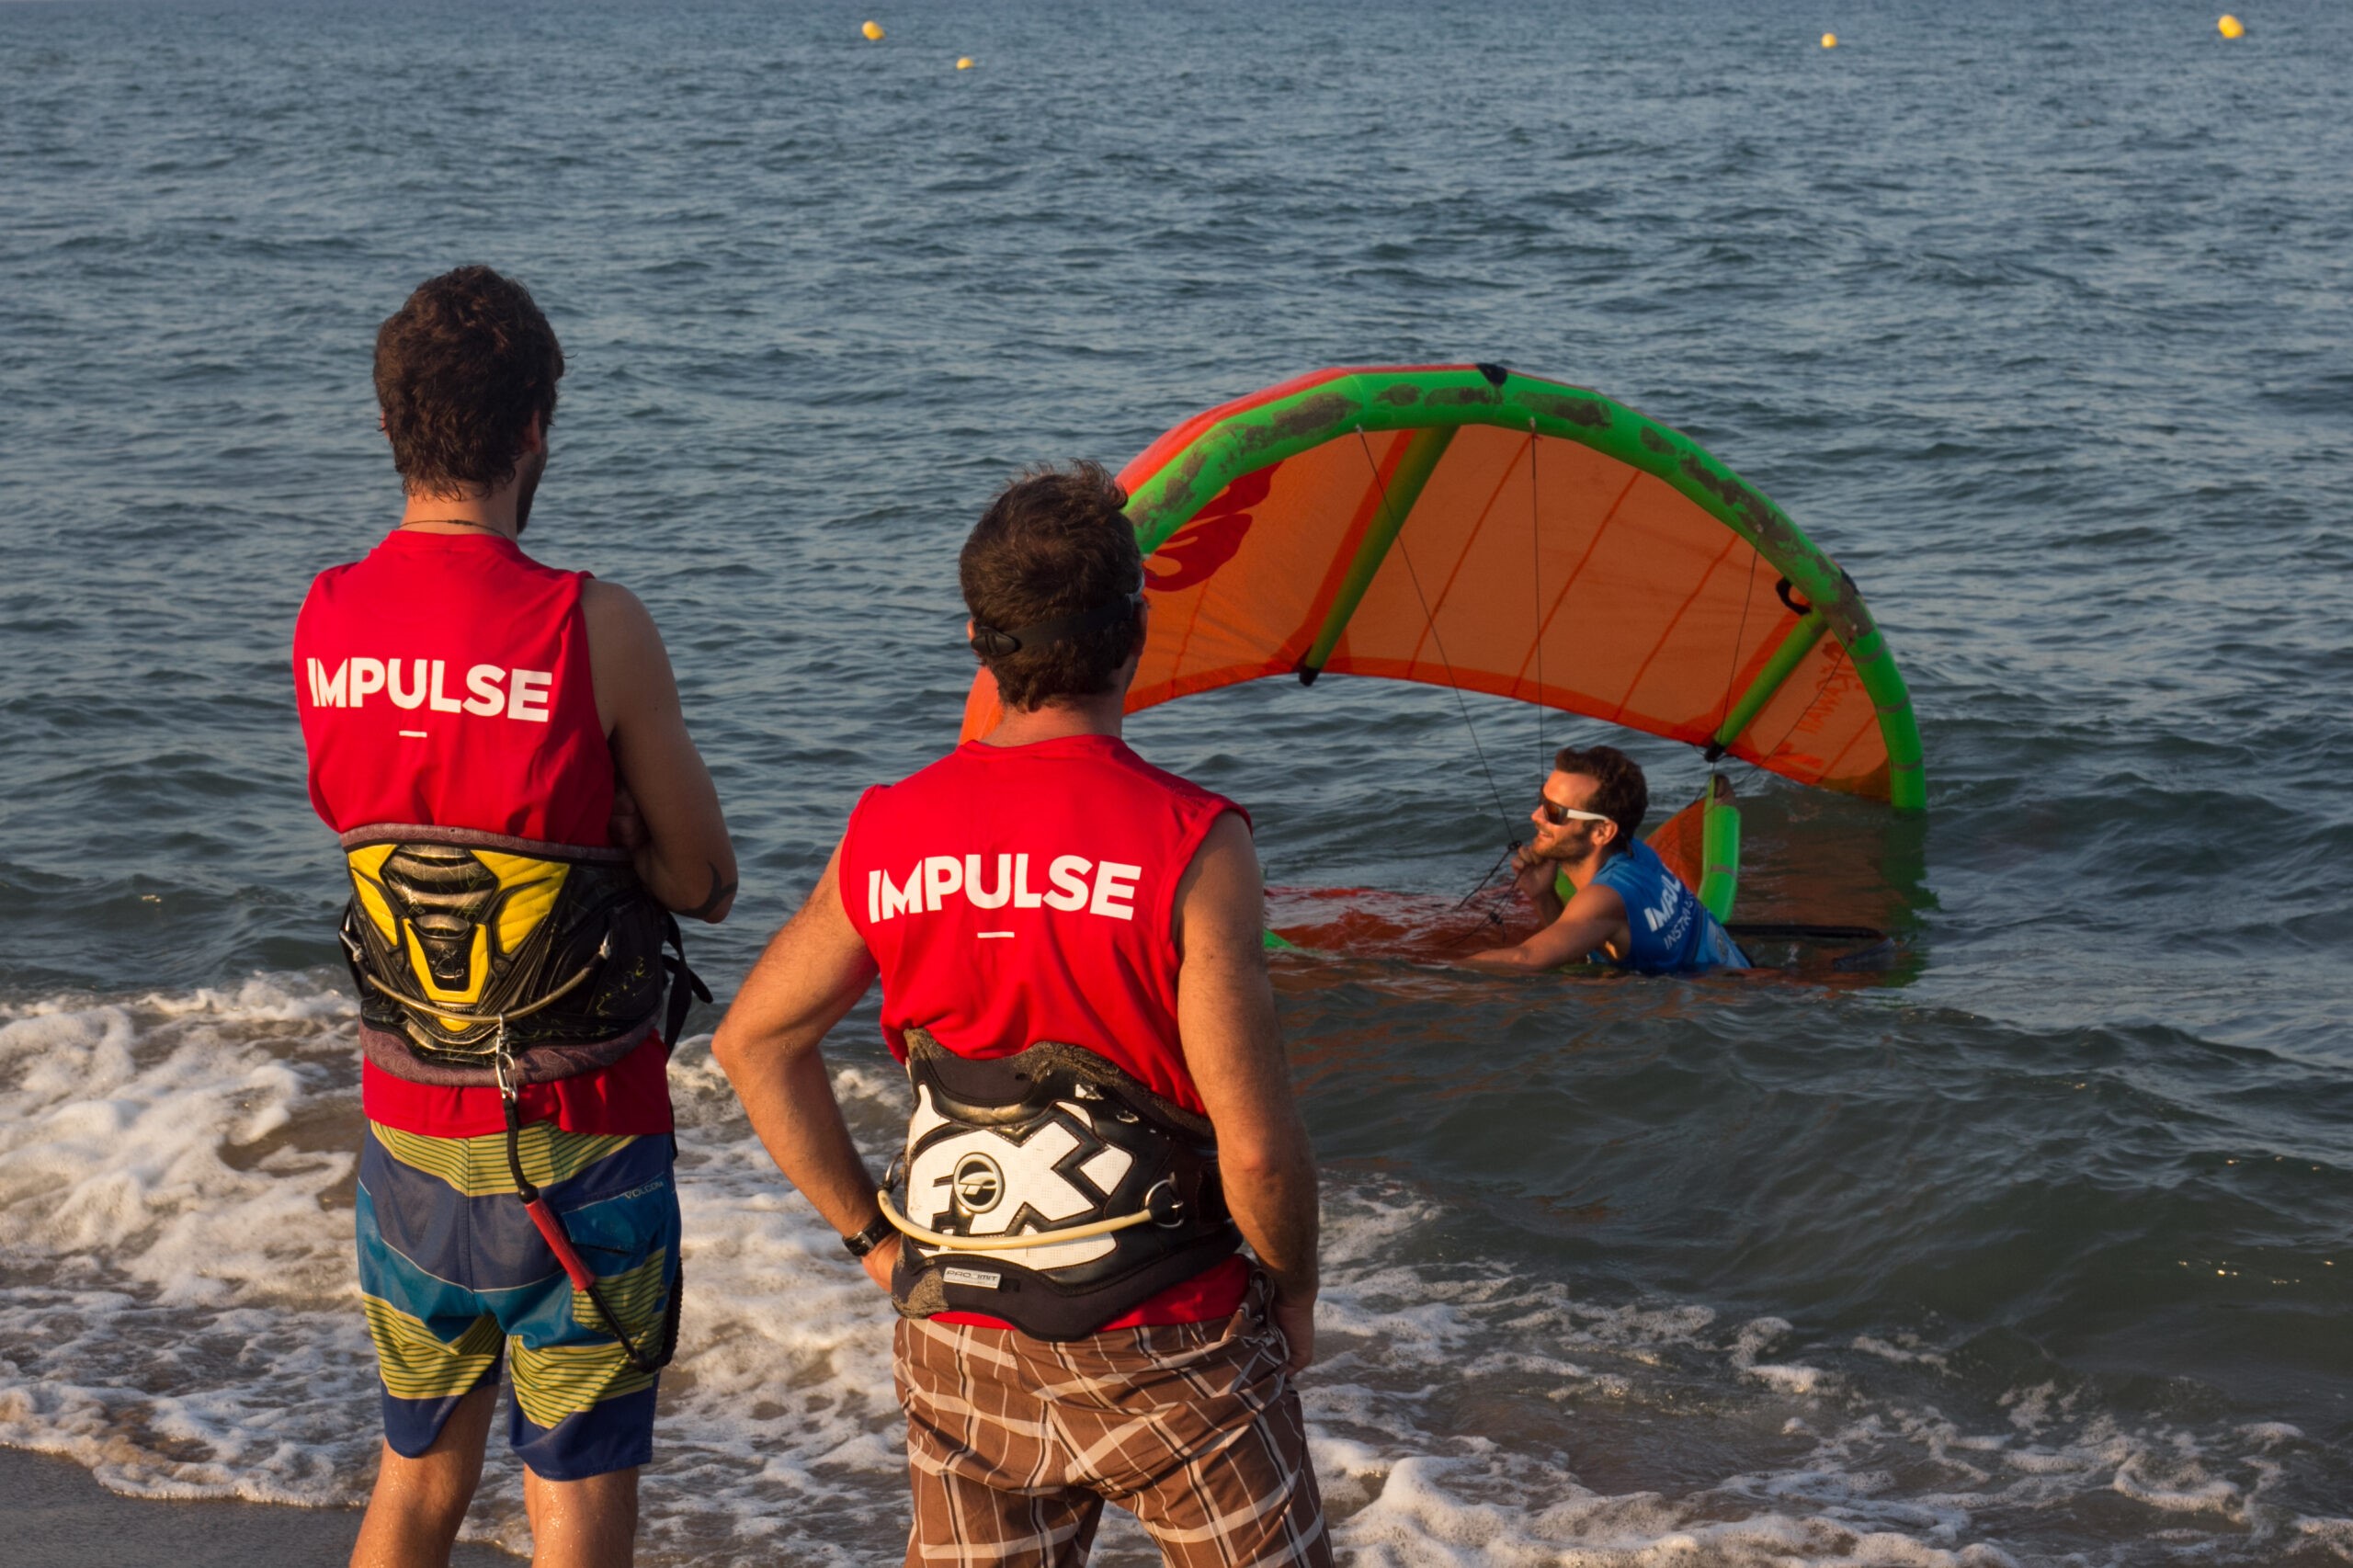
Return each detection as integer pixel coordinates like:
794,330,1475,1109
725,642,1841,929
293,266,735,1568
713,463,1330,1566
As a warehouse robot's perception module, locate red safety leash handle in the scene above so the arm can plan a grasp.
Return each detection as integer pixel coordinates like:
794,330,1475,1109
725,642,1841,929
523,1196,600,1291
500,1071,674,1375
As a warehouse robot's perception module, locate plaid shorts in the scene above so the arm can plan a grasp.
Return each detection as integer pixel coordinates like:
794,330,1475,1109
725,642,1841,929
355,1119,678,1481
895,1273,1330,1567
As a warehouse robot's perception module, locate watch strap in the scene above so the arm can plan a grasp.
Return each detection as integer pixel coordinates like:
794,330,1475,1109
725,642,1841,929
842,1214,896,1259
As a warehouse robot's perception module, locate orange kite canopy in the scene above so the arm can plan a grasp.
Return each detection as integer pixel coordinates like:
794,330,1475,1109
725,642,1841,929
961,365,1923,808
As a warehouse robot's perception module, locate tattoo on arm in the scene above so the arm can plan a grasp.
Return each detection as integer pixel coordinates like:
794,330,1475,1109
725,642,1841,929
683,861,737,919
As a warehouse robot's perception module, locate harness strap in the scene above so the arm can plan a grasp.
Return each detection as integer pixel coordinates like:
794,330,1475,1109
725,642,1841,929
660,912,710,1047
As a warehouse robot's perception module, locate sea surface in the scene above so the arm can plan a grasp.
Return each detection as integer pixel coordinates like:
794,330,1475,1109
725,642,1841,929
2,1,2348,1563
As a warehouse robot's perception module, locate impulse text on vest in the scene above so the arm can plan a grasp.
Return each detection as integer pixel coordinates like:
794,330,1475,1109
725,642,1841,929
866,856,1143,923
304,658,554,722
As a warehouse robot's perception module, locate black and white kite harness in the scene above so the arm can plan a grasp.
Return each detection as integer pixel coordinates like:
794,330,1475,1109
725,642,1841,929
882,1028,1238,1340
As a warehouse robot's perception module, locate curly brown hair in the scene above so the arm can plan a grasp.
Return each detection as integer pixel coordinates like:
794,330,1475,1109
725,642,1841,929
959,462,1144,711
1552,744,1648,846
373,266,563,497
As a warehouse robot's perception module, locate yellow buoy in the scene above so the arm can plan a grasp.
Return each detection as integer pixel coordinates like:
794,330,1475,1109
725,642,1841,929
1821,31,1838,49
862,19,884,40
2218,14,2245,38
956,56,973,70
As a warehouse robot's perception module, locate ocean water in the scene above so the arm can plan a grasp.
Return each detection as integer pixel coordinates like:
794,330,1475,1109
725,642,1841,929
3,0,2349,1562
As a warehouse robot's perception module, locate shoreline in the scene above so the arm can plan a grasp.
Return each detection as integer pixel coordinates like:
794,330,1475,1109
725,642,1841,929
5,1446,517,1566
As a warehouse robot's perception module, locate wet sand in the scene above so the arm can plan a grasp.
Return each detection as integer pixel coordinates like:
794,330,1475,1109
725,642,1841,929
5,1447,517,1566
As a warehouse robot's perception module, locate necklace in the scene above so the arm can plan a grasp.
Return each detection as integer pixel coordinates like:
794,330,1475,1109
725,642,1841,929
399,517,502,534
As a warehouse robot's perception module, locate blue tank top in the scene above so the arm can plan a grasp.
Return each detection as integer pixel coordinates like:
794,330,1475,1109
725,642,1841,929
1587,840,1748,973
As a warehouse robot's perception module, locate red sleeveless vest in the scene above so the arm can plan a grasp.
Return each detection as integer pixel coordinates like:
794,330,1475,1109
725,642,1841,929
296,530,611,844
841,733,1251,1325
292,529,669,1137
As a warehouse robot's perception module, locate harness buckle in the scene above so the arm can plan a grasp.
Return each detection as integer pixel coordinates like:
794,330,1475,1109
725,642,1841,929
491,1019,520,1117
1143,1177,1187,1228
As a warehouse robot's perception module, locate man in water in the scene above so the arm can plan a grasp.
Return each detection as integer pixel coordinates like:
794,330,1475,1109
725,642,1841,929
712,462,1330,1567
293,266,735,1567
1466,744,1746,974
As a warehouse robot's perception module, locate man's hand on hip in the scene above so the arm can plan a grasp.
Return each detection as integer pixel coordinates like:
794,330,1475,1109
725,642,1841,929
1271,1287,1316,1374
861,1234,902,1296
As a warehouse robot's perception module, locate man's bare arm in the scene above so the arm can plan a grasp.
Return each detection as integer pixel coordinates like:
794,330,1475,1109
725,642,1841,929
1461,884,1628,973
584,579,737,922
1175,812,1320,1369
710,845,899,1285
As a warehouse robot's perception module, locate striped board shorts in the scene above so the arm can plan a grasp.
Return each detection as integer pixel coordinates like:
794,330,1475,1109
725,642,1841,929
895,1272,1332,1568
355,1118,679,1481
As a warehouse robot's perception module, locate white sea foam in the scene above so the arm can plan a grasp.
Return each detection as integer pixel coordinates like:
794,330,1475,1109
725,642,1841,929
0,979,369,1502
1853,1335,1952,1371
0,978,2328,1563
2296,1516,2353,1560
2109,1454,2243,1518
1728,1316,1831,1395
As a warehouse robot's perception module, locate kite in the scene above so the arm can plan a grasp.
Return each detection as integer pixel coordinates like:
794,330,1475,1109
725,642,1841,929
960,364,1923,967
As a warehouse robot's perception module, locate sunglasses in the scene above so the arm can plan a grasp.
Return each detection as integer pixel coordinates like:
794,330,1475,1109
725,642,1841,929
1536,798,1613,828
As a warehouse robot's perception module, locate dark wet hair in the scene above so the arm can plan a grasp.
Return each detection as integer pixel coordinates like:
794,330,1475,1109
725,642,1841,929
1552,744,1647,846
373,266,563,497
960,461,1144,711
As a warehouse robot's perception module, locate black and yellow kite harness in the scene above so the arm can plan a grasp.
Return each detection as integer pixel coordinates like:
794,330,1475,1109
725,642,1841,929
336,825,705,1074
335,824,707,1376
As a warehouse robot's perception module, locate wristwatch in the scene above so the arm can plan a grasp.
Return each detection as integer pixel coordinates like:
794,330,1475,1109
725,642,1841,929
841,1214,896,1260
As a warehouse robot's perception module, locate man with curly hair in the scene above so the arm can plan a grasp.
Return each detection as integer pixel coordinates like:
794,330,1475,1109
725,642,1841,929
293,266,735,1567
